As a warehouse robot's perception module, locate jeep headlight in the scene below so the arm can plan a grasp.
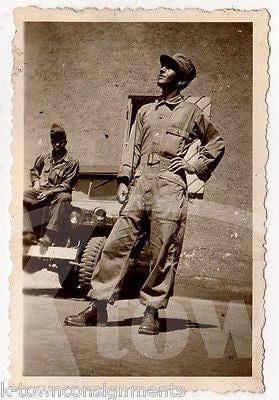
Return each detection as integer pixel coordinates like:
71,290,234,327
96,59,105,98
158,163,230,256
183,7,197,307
93,207,106,223
70,209,82,225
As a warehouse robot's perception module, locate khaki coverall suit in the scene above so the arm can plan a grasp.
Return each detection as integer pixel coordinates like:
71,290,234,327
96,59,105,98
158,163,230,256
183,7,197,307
88,94,225,309
23,152,79,235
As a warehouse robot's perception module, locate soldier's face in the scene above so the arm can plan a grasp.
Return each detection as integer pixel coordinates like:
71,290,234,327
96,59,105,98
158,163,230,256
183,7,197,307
51,137,66,152
157,64,179,89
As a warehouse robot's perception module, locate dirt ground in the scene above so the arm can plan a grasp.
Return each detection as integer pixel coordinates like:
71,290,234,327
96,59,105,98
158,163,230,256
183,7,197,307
24,22,252,301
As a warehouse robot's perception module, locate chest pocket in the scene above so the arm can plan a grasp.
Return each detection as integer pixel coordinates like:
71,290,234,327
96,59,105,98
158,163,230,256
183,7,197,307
53,166,66,185
159,127,189,157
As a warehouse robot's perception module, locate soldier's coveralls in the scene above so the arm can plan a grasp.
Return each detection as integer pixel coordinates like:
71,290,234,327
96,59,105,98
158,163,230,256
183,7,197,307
23,152,79,235
88,95,225,309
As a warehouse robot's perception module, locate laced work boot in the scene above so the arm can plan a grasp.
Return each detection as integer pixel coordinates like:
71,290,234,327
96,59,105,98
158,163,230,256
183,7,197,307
64,300,108,327
138,306,160,335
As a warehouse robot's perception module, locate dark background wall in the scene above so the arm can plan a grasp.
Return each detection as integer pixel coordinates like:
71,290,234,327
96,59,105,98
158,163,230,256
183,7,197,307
24,22,253,301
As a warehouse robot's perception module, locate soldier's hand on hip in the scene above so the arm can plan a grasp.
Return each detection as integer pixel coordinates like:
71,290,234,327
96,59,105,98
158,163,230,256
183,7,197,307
117,183,129,204
169,157,196,174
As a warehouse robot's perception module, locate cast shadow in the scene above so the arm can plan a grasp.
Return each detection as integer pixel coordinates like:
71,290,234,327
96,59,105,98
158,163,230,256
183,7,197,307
108,317,216,332
23,287,86,300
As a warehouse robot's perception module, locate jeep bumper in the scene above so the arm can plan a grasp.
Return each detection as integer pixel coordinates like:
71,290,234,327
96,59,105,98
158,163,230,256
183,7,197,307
26,245,78,260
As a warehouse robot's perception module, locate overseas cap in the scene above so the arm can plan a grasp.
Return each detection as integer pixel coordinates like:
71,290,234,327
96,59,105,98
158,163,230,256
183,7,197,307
160,53,196,82
50,123,66,139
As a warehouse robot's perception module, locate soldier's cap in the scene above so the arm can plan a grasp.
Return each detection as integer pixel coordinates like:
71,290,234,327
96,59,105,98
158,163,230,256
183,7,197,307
160,53,196,82
50,123,66,139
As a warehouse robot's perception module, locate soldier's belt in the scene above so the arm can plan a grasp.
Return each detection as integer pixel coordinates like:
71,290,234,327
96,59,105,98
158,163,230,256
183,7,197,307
140,153,171,167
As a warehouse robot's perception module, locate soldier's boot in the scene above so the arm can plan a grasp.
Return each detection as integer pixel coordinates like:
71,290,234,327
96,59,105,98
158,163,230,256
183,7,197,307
64,300,108,327
138,306,160,335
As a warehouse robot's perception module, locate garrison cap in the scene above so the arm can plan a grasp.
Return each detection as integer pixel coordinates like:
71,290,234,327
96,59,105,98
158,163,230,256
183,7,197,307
50,123,66,139
160,53,196,82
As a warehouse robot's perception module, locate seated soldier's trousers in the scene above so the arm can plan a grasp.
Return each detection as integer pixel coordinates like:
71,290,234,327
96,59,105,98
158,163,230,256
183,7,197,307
23,189,72,235
88,169,188,309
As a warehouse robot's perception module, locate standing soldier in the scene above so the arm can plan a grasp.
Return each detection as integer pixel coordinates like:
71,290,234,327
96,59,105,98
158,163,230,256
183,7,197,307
65,53,225,335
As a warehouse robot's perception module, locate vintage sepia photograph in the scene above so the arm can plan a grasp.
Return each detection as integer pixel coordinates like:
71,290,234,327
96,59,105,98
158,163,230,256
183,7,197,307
10,7,268,392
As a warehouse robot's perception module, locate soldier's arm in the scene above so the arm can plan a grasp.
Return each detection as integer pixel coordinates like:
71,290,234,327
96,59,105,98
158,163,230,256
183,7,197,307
117,107,144,186
190,108,225,182
30,154,45,187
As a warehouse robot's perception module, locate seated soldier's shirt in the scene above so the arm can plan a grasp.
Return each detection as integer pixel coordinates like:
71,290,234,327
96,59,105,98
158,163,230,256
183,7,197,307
30,152,79,195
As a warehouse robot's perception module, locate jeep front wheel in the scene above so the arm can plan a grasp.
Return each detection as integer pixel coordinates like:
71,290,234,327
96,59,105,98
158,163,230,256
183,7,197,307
79,236,106,290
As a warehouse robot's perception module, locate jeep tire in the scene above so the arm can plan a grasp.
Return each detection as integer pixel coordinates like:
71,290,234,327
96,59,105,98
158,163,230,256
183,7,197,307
79,236,106,290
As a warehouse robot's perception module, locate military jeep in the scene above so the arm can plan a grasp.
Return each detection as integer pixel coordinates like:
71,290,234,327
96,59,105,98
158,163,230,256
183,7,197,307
24,95,210,295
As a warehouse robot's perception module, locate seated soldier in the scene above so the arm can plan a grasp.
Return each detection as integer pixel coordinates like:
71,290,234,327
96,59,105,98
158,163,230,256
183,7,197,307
23,123,79,248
